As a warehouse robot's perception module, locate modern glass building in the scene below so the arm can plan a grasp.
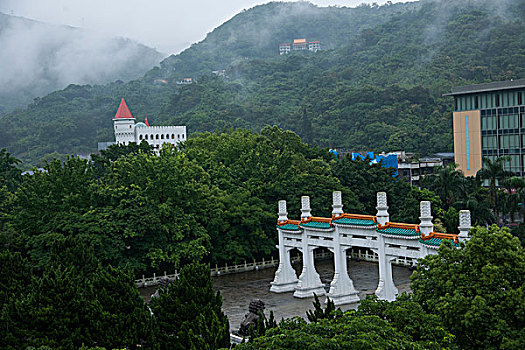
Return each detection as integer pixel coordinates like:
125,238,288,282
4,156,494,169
445,79,525,177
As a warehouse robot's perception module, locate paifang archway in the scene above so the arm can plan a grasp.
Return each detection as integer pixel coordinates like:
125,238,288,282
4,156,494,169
270,191,472,305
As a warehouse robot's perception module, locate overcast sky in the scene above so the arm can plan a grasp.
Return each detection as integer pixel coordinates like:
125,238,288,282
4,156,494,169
0,0,417,55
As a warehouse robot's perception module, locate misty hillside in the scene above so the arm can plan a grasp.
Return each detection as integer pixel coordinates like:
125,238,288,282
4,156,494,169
146,1,420,82
0,12,163,113
1,0,525,166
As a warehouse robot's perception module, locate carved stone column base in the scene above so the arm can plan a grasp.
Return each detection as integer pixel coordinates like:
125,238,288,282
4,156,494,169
270,279,298,293
293,285,326,298
327,272,360,305
375,280,398,301
328,292,360,306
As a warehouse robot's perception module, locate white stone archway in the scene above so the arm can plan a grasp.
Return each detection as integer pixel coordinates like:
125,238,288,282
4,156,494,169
270,191,472,305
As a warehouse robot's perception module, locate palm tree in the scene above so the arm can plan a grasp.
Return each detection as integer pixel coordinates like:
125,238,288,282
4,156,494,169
454,196,495,226
424,163,466,208
502,177,525,223
476,156,513,223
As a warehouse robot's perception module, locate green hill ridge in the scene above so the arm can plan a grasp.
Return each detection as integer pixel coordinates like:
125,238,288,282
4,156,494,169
1,0,525,166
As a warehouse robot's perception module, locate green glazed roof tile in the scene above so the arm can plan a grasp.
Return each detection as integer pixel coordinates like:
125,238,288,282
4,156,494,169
420,237,459,247
301,221,332,229
333,218,376,226
277,224,300,231
377,227,419,237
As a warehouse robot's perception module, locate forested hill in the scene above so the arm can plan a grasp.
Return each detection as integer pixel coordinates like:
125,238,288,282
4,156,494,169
146,1,418,82
0,12,163,113
2,0,525,166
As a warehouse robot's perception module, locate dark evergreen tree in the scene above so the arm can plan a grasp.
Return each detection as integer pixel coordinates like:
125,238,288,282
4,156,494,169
150,262,230,350
92,265,158,349
0,149,21,192
1,237,156,350
0,250,33,349
306,294,336,323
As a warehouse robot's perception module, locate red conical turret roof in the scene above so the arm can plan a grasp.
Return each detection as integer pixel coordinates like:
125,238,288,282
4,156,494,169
114,98,134,119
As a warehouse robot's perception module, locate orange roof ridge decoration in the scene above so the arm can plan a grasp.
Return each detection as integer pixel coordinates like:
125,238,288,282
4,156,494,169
333,213,376,222
421,232,459,244
114,98,134,119
279,213,378,226
378,222,420,233
277,219,301,226
302,216,332,224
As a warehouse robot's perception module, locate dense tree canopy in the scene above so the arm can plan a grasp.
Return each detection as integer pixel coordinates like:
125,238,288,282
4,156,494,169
0,237,156,350
412,225,525,349
235,296,455,350
150,263,230,350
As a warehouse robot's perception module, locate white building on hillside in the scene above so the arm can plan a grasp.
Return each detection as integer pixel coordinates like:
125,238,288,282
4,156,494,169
107,98,186,151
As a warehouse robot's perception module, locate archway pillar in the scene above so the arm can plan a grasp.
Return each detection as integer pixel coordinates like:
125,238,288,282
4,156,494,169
270,200,297,293
327,224,359,305
374,235,398,301
293,244,325,298
270,245,299,293
327,246,360,305
271,200,298,293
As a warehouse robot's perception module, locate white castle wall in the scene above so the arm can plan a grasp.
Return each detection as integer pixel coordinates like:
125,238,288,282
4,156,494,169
113,118,186,150
135,125,187,149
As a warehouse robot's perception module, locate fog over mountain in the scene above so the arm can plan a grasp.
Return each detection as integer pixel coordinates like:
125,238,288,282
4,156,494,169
0,0,415,54
0,12,162,113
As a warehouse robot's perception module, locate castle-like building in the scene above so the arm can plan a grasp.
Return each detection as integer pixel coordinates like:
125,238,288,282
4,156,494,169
99,98,186,151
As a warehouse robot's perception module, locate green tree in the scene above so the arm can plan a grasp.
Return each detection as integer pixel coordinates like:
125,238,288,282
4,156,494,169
476,156,512,221
150,262,230,350
422,163,466,208
356,296,456,347
306,294,336,322
0,149,21,192
1,237,156,350
0,250,33,348
412,225,525,349
91,141,153,178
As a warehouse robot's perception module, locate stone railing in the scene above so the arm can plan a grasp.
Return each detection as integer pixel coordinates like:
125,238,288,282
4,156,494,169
347,249,415,267
135,250,413,288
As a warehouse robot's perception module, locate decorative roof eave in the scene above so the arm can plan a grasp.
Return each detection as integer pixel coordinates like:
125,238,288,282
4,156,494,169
278,213,376,231
277,219,301,226
299,225,334,232
333,213,377,223
376,222,421,238
333,223,377,229
377,222,420,232
381,233,421,240
420,232,459,245
280,228,302,234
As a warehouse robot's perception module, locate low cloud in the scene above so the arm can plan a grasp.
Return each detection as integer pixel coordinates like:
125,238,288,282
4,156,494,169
0,13,162,111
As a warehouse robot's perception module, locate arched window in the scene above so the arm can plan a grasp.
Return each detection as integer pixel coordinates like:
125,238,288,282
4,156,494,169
139,135,143,140
161,134,164,139
151,134,154,139
156,134,159,139
145,134,148,140
129,125,132,129
177,134,180,139
171,134,175,139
